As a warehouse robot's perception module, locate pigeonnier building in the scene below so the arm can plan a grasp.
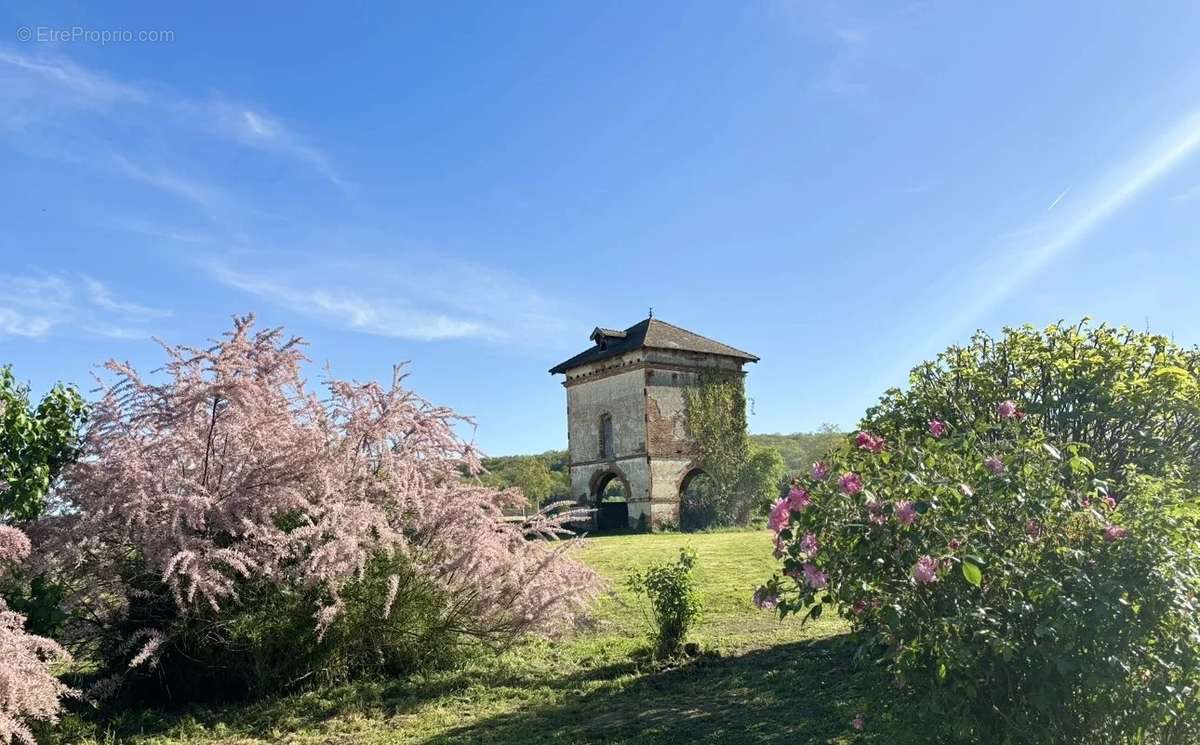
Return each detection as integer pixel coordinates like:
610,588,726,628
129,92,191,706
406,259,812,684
549,317,758,530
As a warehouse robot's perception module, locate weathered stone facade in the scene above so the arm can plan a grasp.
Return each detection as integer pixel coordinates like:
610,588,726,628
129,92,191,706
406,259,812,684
550,319,757,529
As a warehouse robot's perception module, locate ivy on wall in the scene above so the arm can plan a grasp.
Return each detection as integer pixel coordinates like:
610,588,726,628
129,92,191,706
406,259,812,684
683,370,785,528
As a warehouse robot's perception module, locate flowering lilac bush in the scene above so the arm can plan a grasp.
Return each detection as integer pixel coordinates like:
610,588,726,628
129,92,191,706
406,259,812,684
41,316,602,697
759,409,1200,743
0,526,72,745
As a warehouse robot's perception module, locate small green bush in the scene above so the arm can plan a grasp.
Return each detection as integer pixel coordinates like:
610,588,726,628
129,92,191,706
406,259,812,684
629,546,702,658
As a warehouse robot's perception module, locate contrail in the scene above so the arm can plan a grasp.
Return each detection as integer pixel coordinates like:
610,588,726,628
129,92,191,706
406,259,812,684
1047,188,1070,211
936,110,1200,345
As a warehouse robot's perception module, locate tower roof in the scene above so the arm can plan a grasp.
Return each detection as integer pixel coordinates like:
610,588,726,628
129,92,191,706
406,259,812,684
549,318,759,374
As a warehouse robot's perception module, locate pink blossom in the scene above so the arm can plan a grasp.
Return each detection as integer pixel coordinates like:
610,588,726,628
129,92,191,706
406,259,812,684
1104,524,1130,542
799,532,820,555
0,526,32,565
927,419,947,438
787,487,812,511
894,500,918,526
0,604,73,745
0,529,74,745
852,714,865,731
912,555,938,584
1102,495,1117,510
839,472,863,495
948,537,963,551
768,498,791,533
802,562,828,589
811,461,829,480
984,456,1005,475
49,315,604,662
855,431,885,453
752,587,779,610
997,400,1019,419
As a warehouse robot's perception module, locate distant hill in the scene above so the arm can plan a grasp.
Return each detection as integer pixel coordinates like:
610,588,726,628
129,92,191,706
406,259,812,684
478,429,845,503
748,430,844,473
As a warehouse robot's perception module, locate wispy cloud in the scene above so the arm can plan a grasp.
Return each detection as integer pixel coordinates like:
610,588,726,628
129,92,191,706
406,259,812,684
81,276,172,319
207,103,349,190
773,2,934,102
0,49,346,193
0,49,145,106
203,253,567,345
210,265,488,341
935,110,1200,343
1,48,568,352
0,273,169,339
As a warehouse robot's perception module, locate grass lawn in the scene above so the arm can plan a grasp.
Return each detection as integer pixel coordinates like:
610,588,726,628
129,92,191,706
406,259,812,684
57,531,924,745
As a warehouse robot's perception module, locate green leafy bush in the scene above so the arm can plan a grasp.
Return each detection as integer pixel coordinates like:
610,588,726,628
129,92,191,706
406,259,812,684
866,320,1200,484
0,365,87,521
629,547,702,658
761,398,1200,742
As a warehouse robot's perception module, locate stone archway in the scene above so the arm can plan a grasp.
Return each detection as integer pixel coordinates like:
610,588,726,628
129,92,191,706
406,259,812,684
677,465,718,532
589,468,631,532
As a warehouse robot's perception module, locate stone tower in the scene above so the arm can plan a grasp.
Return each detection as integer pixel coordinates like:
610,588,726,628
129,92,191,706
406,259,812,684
549,318,758,529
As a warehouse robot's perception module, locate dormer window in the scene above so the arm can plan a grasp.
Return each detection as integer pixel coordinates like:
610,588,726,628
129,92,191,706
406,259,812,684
589,326,627,352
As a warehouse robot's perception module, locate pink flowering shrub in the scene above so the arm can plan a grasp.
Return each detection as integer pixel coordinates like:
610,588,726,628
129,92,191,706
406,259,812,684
760,416,1200,743
43,316,602,698
0,526,72,745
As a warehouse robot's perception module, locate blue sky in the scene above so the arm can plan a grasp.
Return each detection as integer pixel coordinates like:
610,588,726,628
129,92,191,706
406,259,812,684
2,2,1199,455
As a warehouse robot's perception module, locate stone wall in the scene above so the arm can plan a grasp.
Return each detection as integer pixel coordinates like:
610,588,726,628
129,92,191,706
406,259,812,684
566,365,646,465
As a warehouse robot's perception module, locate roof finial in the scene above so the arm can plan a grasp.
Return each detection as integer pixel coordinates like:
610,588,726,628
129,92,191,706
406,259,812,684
648,306,653,319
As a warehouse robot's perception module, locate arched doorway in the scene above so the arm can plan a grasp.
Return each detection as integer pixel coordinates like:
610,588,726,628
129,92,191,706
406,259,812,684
678,467,718,532
590,470,630,532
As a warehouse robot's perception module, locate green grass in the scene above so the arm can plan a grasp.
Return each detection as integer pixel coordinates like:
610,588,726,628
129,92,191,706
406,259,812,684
56,531,924,745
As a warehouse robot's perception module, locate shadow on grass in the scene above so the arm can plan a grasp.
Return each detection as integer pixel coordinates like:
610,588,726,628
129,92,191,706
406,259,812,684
68,634,929,745
419,636,925,745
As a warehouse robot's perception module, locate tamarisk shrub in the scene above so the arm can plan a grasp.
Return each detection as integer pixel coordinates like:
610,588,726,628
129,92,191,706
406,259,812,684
0,525,72,745
48,315,602,697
